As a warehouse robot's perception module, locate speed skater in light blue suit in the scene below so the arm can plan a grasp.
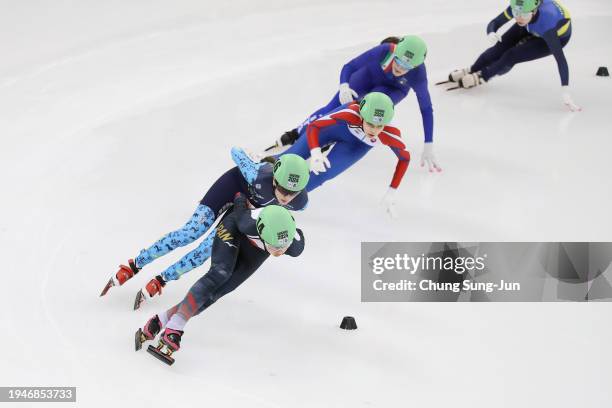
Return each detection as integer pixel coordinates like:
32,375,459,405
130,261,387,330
100,148,309,308
272,35,442,172
448,0,580,111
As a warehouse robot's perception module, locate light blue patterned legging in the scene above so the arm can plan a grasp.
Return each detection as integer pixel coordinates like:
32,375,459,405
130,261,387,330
135,204,217,281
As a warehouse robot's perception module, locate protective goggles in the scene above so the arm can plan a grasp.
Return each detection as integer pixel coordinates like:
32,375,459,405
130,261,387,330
264,241,291,252
512,8,534,19
275,183,301,197
393,56,414,71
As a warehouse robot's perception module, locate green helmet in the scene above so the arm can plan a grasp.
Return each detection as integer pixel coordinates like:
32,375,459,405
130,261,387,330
273,154,310,192
511,0,541,14
256,205,296,248
359,92,394,126
394,35,427,69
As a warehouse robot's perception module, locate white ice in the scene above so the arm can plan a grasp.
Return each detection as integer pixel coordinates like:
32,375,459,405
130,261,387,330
1,0,612,407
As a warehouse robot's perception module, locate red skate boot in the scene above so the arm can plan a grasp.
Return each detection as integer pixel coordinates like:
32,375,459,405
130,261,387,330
133,275,167,310
100,259,140,296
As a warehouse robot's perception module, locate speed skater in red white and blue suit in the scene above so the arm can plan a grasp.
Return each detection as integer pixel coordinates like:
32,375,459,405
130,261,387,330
282,92,410,218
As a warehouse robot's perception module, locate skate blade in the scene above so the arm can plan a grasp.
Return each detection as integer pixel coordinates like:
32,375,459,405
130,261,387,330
147,345,175,365
99,277,115,297
135,328,147,351
264,143,278,152
446,86,462,91
133,290,146,310
435,80,453,86
262,145,289,156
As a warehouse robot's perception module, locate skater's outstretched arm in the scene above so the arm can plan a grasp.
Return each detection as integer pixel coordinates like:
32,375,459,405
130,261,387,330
379,126,410,189
232,192,250,212
541,29,569,87
306,104,362,149
231,147,264,184
232,194,263,237
487,7,513,34
339,44,390,83
410,65,434,144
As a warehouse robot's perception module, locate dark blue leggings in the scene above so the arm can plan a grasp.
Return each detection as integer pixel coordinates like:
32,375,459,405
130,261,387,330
200,166,249,216
471,24,570,81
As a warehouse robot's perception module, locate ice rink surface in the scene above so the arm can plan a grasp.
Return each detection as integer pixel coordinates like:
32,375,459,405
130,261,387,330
1,0,611,406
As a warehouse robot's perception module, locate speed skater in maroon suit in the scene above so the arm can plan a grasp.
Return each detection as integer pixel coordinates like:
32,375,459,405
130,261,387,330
100,150,309,308
135,194,305,365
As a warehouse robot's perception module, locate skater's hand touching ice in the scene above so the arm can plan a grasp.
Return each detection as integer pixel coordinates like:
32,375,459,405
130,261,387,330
309,147,331,175
420,143,442,173
381,187,399,219
562,86,582,112
338,83,358,104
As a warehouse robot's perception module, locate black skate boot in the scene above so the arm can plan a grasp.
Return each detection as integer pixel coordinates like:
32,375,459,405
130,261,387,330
380,36,400,45
265,129,299,151
147,328,183,366
135,315,162,351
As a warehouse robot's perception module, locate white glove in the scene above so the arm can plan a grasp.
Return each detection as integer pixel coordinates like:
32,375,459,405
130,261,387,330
487,32,502,45
562,86,582,112
338,83,358,104
381,187,399,218
309,147,331,175
420,143,442,173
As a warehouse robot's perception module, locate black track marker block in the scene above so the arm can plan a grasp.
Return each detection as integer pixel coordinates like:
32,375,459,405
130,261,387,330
596,66,609,77
340,316,358,330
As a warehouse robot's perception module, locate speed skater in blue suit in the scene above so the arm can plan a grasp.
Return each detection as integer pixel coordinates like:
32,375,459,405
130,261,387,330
270,35,442,172
445,0,580,111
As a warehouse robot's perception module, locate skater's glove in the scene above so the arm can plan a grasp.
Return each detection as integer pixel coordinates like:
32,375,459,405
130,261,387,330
487,32,502,45
338,83,358,104
562,86,582,112
309,147,331,175
233,192,249,209
381,187,399,219
420,143,442,173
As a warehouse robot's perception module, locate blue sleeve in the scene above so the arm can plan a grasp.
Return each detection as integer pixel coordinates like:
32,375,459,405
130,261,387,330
487,7,513,33
340,44,390,83
542,29,569,86
383,87,408,105
411,65,434,143
231,147,264,185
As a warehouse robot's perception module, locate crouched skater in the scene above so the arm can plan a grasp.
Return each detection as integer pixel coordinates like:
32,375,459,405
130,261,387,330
135,193,305,365
100,149,309,309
